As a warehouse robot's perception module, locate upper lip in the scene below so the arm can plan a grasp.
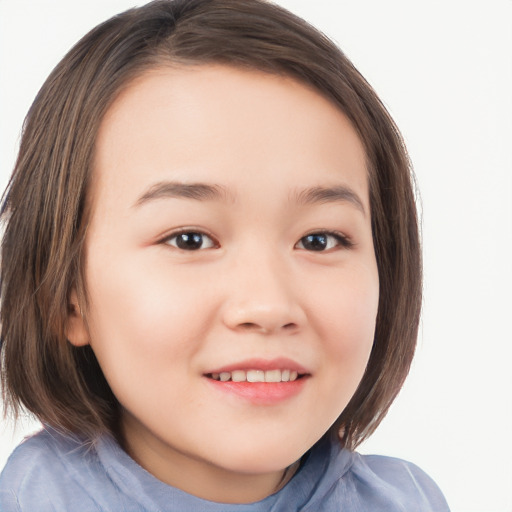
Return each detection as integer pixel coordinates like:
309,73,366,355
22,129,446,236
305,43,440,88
205,357,309,375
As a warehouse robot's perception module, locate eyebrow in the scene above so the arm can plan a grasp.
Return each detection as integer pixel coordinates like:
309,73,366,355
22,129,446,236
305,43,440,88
292,185,366,216
134,180,366,216
134,181,233,207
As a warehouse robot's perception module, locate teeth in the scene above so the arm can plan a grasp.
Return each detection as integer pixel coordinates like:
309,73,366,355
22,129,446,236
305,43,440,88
247,370,265,382
265,369,281,382
209,369,302,382
231,370,246,382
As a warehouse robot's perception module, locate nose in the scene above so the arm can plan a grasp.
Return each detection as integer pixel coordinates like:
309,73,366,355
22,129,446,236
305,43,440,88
221,254,306,336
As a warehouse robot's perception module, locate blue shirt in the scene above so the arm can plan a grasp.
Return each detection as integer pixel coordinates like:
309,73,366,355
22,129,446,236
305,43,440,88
0,428,450,511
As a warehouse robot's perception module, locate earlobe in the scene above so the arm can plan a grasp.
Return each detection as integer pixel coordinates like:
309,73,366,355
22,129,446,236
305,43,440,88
66,290,90,347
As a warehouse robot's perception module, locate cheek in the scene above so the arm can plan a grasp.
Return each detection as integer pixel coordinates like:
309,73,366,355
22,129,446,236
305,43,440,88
83,253,210,386
313,264,379,373
292,263,379,438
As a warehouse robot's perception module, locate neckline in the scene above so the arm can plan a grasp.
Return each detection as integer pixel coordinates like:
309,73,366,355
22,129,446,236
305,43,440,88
95,433,351,510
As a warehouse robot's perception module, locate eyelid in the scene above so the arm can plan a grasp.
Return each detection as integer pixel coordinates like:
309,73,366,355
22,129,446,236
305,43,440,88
157,228,352,251
295,230,354,251
159,227,220,249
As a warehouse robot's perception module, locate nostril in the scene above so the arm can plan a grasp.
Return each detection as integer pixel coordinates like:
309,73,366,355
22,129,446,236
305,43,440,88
223,299,306,335
240,322,258,329
236,321,298,333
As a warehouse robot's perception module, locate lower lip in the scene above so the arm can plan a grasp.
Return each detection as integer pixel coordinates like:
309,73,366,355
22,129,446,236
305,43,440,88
205,378,307,405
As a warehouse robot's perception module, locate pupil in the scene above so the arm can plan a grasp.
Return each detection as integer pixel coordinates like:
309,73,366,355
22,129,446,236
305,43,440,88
303,234,327,251
176,233,203,250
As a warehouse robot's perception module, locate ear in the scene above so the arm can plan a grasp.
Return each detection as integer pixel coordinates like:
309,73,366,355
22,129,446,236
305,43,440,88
66,289,90,347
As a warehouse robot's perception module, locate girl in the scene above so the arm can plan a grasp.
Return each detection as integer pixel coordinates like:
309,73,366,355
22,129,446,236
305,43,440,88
0,0,450,510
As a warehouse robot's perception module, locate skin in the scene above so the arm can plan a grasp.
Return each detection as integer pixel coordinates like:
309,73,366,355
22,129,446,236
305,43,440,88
67,64,379,503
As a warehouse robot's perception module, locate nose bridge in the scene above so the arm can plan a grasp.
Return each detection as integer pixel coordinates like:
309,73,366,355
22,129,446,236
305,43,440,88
221,239,305,334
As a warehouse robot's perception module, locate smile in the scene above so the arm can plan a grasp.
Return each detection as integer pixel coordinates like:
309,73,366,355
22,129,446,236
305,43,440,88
204,359,309,404
207,369,300,383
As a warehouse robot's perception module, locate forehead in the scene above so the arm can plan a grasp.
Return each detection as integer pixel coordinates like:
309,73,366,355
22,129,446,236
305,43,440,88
91,64,369,212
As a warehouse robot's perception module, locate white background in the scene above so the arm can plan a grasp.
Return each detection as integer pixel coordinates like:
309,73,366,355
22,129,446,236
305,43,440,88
1,1,511,511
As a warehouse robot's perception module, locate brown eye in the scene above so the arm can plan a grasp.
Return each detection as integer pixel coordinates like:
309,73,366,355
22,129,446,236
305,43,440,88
296,232,351,251
166,232,216,251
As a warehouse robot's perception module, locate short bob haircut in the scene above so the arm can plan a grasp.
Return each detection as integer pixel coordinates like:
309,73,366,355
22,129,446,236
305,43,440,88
0,0,421,451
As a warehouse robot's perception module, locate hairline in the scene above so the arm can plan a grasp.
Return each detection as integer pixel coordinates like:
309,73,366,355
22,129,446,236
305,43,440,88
78,58,376,309
1,0,419,451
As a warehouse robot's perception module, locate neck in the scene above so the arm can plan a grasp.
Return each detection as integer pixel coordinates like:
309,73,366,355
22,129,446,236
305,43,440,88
120,414,293,504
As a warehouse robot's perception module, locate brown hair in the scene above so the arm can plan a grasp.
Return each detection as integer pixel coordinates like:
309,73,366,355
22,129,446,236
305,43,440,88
0,0,421,450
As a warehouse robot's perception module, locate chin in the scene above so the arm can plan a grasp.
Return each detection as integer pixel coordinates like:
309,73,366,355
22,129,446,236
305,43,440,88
212,437,313,475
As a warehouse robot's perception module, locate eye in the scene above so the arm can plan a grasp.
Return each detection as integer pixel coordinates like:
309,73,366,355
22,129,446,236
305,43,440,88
295,231,352,252
164,231,217,251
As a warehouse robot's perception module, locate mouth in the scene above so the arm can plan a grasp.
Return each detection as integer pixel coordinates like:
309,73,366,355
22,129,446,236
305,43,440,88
206,369,303,383
203,359,310,404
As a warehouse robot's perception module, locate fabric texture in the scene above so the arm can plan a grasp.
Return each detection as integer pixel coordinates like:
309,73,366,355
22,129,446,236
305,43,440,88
0,428,450,511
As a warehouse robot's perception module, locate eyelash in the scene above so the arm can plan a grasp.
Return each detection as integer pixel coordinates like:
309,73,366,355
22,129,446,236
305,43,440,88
296,231,354,251
162,228,353,252
162,228,219,251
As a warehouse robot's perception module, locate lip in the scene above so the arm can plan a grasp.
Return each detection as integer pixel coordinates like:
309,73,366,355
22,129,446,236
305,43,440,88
203,357,310,405
206,357,309,375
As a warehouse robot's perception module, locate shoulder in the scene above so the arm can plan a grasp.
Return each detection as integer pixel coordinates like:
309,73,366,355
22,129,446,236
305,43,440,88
0,428,110,512
284,436,450,511
345,451,451,511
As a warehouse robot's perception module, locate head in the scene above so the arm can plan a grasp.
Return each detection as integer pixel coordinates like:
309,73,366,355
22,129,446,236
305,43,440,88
1,0,420,456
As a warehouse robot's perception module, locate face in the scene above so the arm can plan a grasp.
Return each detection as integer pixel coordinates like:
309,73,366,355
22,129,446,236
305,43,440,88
67,65,379,503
